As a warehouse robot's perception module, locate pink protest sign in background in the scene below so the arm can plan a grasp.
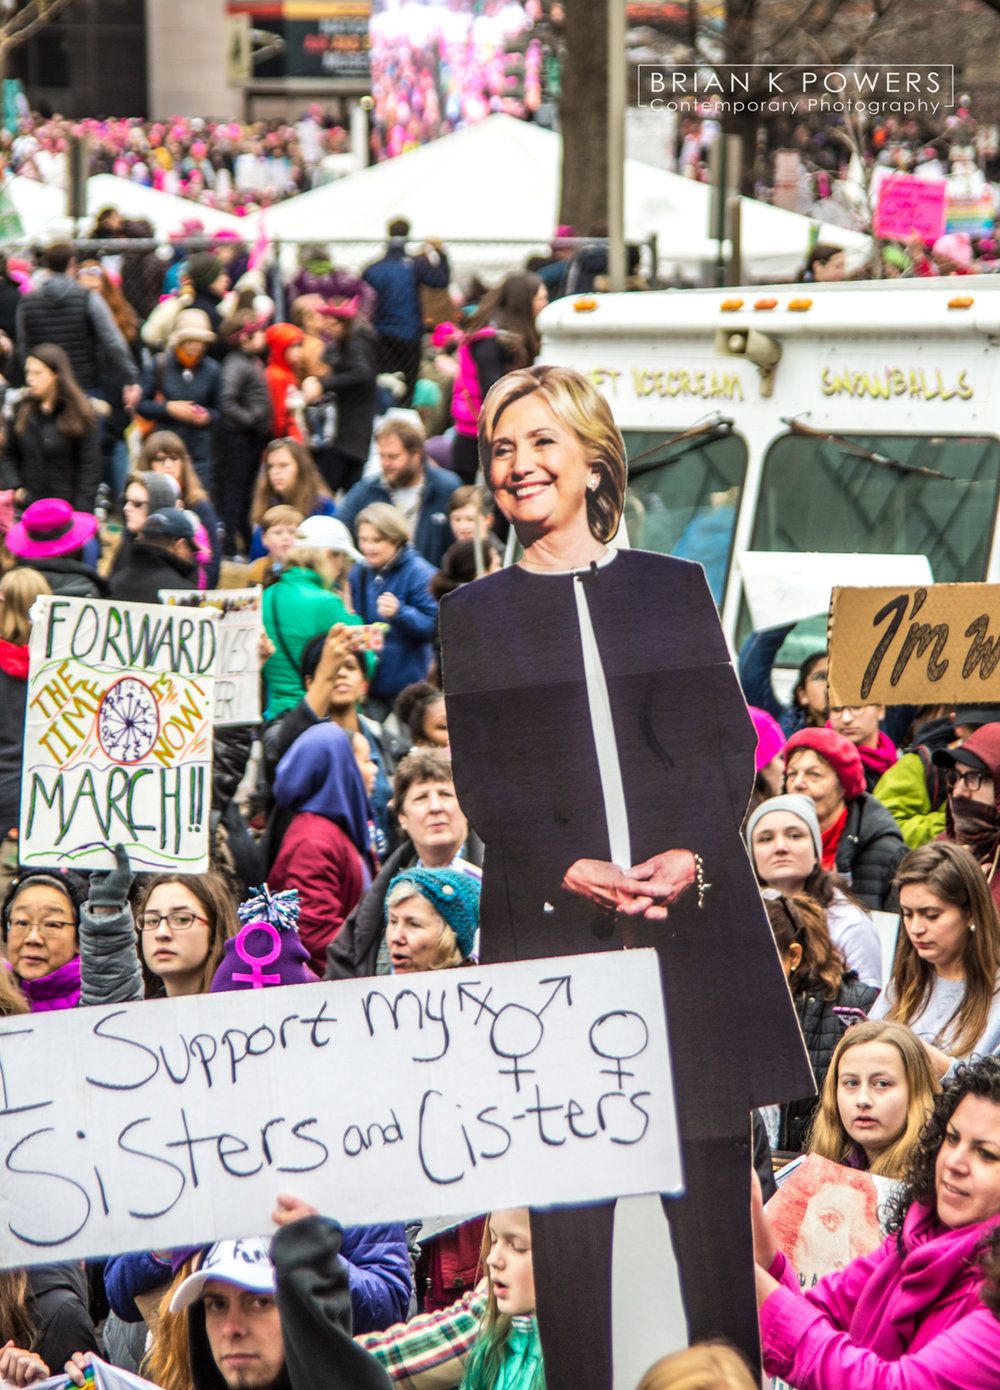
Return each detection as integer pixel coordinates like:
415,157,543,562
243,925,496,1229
874,174,947,244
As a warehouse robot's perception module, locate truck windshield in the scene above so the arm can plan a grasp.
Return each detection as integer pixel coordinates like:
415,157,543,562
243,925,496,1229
747,430,1000,662
623,428,749,605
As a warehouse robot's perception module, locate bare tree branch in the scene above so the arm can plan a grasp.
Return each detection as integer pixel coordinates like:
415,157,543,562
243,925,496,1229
0,0,75,54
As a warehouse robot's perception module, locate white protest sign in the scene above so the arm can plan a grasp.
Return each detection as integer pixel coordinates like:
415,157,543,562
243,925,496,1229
160,589,262,726
738,551,934,632
0,951,678,1267
19,595,216,873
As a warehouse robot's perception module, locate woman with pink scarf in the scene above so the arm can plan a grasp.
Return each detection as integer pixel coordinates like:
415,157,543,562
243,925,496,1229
755,1056,1000,1390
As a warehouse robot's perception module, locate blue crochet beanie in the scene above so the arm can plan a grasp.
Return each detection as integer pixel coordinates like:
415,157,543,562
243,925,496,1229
385,867,480,959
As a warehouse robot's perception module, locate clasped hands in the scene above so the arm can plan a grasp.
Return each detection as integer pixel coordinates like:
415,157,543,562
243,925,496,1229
561,848,697,921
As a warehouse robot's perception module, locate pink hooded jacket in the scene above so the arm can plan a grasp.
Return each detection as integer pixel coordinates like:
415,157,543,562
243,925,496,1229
761,1201,1000,1389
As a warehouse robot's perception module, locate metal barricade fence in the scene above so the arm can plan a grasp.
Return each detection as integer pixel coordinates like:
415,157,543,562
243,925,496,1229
0,232,661,329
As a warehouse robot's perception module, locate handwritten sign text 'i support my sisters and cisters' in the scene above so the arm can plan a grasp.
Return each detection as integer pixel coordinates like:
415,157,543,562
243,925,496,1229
0,951,681,1266
19,595,217,872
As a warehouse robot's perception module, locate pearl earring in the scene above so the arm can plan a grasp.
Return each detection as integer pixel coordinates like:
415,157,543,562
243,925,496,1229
587,475,599,491
970,922,977,933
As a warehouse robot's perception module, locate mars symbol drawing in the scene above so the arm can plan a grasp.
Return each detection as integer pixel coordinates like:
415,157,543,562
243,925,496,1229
97,677,160,763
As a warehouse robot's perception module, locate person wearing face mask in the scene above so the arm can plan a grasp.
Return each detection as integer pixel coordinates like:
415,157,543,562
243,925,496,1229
935,724,1000,914
135,309,221,493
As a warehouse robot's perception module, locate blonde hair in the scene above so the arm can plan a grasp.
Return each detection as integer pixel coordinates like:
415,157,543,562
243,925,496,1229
806,1019,940,1178
0,567,51,645
261,505,304,532
478,364,626,544
635,1344,757,1390
356,502,411,550
384,879,463,970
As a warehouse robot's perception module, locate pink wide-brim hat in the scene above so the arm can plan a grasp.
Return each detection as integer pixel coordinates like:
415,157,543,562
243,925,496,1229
7,498,99,559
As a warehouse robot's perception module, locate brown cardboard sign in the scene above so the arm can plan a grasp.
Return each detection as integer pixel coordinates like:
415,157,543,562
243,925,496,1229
828,583,1000,705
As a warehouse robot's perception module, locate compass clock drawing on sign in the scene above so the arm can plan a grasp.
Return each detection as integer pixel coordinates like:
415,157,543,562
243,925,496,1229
97,677,160,764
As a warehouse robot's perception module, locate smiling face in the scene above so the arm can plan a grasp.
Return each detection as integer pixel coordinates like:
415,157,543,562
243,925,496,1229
487,393,598,548
140,882,212,997
935,1094,1000,1228
486,1208,535,1316
6,883,78,981
836,1040,911,1160
785,748,846,829
751,810,817,892
266,448,298,498
203,1282,284,1390
900,882,971,982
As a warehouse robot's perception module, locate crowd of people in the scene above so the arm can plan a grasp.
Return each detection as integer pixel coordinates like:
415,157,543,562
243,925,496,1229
2,219,1000,1390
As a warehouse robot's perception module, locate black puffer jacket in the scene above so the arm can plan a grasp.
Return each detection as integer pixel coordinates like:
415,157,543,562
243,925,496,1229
835,793,906,911
316,324,379,463
220,349,272,436
778,972,880,1153
0,406,102,512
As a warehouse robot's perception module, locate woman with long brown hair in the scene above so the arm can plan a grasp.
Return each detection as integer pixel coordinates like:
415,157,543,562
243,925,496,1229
0,343,101,513
134,871,239,999
138,430,221,586
248,437,335,561
871,841,1000,1077
449,271,548,483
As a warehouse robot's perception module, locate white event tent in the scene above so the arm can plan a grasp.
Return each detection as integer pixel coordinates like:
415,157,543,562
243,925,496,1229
241,115,869,284
0,173,248,244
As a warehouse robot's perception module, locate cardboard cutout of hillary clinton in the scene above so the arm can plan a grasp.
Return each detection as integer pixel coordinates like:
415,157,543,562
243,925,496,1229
440,365,812,1386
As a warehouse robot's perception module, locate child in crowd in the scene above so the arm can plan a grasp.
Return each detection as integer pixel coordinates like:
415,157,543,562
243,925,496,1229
807,1018,940,1178
461,1209,544,1390
246,504,304,586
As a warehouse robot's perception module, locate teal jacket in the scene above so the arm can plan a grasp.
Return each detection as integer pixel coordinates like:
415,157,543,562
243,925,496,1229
263,566,361,719
462,1317,545,1390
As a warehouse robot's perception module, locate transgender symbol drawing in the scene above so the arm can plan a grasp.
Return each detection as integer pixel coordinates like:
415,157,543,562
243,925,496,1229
96,677,160,763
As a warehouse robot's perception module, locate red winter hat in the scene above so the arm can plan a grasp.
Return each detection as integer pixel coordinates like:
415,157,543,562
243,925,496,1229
784,727,865,801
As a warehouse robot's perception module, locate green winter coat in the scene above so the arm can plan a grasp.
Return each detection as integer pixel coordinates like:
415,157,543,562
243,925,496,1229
874,750,946,849
262,566,361,719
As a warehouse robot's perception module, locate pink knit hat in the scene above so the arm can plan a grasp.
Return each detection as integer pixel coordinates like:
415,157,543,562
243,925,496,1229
932,233,973,268
749,706,784,772
784,727,865,801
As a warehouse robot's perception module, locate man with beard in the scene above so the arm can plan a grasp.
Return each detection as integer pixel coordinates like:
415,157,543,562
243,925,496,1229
337,418,460,568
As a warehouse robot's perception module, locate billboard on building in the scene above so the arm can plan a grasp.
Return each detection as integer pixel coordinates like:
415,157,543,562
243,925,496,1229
227,0,371,81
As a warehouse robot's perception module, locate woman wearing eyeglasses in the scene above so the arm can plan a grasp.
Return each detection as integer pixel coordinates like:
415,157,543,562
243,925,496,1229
871,841,1000,1080
0,848,142,1012
135,872,239,998
935,723,1000,914
138,430,221,587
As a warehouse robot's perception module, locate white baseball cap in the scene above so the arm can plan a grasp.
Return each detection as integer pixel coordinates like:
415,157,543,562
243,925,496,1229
296,515,362,564
170,1237,274,1311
